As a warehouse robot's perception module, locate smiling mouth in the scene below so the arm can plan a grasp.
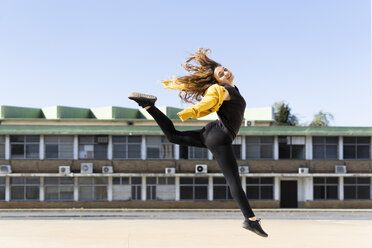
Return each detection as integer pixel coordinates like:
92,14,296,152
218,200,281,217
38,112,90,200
227,74,232,80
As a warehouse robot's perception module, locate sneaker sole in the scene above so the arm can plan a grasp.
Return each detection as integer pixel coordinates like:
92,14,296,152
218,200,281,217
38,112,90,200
242,225,268,238
128,92,157,101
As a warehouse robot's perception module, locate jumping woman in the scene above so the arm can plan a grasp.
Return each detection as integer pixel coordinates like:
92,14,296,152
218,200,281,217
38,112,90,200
128,48,268,238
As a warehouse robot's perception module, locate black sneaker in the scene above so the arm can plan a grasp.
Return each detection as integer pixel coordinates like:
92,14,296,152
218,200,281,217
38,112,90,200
242,218,268,238
128,92,157,108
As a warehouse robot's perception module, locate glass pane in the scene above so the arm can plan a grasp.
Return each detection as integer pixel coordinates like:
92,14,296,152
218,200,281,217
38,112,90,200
180,186,193,200
45,145,59,159
314,186,325,199
94,144,107,159
26,186,39,200
79,136,94,144
180,177,193,184
45,186,59,200
26,136,40,142
312,137,324,144
79,177,93,184
94,186,107,200
26,144,39,159
0,186,5,200
326,177,338,184
261,136,274,143
122,177,130,184
79,186,93,201
194,177,208,184
246,178,259,184
60,186,74,200
44,136,59,143
279,144,290,159
11,186,24,200
26,177,40,184
167,177,175,184
357,146,370,159
11,177,25,184
0,177,5,184
326,186,338,199
246,144,259,159
147,147,160,159
343,145,355,159
147,177,157,184
11,144,24,158
261,177,274,184
94,177,108,184
128,144,141,159
260,145,273,159
113,144,126,159
357,186,370,199
112,136,126,143
213,186,227,200
128,136,141,143
194,186,208,199
326,145,338,159
45,177,59,184
246,186,259,199
343,137,356,144
344,177,356,184
313,145,325,159
113,177,121,185
60,177,74,184
326,137,338,144
10,135,24,142
313,177,325,184
357,137,371,144
357,177,370,184
60,136,74,143
292,145,304,159
261,186,273,199
59,144,74,159
344,186,356,199
246,136,259,144
158,177,166,185
213,177,226,184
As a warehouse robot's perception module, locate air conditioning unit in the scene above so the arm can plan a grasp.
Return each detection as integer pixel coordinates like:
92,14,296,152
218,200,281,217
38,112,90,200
97,136,108,144
298,168,309,174
246,120,255,126
335,165,347,174
165,168,175,174
238,166,249,174
195,164,207,173
0,165,11,174
59,166,71,174
102,166,113,173
81,163,93,173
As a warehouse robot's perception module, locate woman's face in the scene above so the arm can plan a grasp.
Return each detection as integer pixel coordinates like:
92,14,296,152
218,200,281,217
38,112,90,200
214,66,234,85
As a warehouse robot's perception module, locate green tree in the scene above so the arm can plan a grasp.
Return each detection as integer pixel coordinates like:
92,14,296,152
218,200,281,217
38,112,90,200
309,111,334,127
273,101,299,126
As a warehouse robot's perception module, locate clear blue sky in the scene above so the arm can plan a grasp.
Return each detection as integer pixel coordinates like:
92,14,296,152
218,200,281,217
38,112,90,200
0,0,370,127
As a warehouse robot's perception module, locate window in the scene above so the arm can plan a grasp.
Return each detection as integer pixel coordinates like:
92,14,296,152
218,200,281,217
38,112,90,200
112,136,141,159
246,177,274,200
78,177,107,201
45,136,74,159
313,137,338,160
10,177,40,201
343,137,371,160
112,177,142,201
146,177,175,201
344,177,370,200
246,136,274,159
180,177,208,200
278,136,305,159
44,177,74,201
146,136,174,159
78,136,108,159
0,177,5,201
213,177,233,200
313,177,338,200
10,135,39,159
0,136,5,159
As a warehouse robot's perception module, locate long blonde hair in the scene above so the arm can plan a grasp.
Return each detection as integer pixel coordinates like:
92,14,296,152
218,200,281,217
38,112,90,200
162,48,221,104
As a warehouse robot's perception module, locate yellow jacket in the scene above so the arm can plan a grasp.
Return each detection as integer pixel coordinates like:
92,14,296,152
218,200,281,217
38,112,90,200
162,81,227,122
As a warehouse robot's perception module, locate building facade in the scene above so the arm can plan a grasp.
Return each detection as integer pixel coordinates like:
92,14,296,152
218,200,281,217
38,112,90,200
0,105,371,209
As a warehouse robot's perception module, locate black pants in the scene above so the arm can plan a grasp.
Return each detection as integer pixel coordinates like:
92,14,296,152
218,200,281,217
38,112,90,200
147,106,255,218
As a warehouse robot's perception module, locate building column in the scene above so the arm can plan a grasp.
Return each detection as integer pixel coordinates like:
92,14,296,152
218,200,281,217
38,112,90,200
108,135,113,160
338,136,343,160
141,176,146,201
175,176,180,201
5,135,10,160
40,177,44,201
274,136,279,160
274,176,280,201
208,175,213,201
208,151,213,160
74,177,79,201
304,177,313,201
107,176,113,201
174,144,180,160
39,135,44,160
338,176,344,200
370,177,372,200
239,136,245,160
141,136,146,160
241,175,246,193
305,135,312,160
73,135,78,160
5,176,10,201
